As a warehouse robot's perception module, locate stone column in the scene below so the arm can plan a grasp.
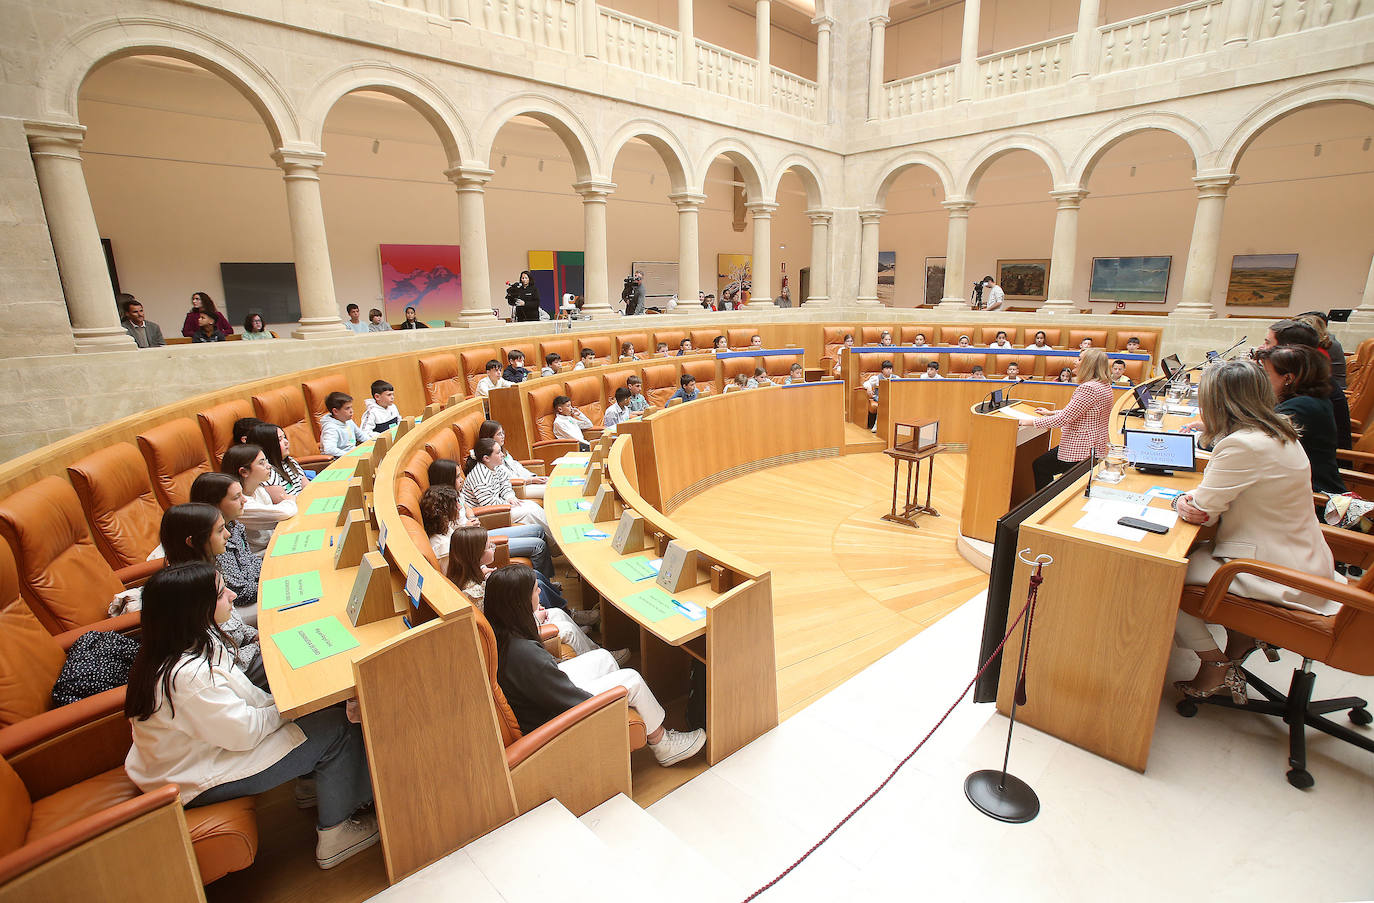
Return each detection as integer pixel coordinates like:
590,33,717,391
867,15,890,121
669,191,706,307
958,0,983,103
805,208,832,304
756,0,771,106
1175,174,1237,318
273,149,349,339
24,122,134,351
939,199,975,308
1223,0,1257,45
746,201,777,307
574,179,616,314
1043,188,1089,312
856,207,883,305
679,0,696,85
1071,0,1102,79
1347,254,1374,326
445,165,498,325
812,15,835,122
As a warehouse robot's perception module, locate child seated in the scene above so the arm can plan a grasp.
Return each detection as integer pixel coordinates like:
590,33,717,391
864,361,895,428
667,374,698,406
625,375,649,412
476,420,549,499
753,366,774,387
723,373,750,394
190,473,262,628
784,363,805,385
319,392,368,457
221,443,297,555
246,422,309,495
359,379,400,435
989,331,1013,349
551,395,595,450
486,565,705,766
602,387,636,430
712,336,728,352
1124,336,1142,353
462,439,549,531
970,365,986,380
618,342,639,362
912,333,928,347
541,352,561,377
478,359,511,398
572,348,597,370
920,362,943,379
1004,362,1022,380
878,331,894,346
749,335,764,349
677,338,694,355
502,350,530,383
957,335,971,347
426,463,555,577
655,341,671,357
1110,359,1133,386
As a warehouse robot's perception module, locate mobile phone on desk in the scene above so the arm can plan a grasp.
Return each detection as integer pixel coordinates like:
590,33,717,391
1118,516,1170,535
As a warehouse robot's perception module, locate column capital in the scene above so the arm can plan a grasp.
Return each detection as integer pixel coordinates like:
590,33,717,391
744,200,779,218
1193,173,1238,196
24,120,86,156
941,198,976,216
868,15,891,28
811,14,835,30
573,178,616,201
805,208,834,225
272,147,327,177
445,165,495,189
858,206,885,225
1049,188,1089,207
667,190,708,209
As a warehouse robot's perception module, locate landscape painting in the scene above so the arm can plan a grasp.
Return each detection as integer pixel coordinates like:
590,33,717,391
378,243,462,324
1226,253,1298,307
878,251,896,305
924,257,945,307
997,258,1050,302
1089,256,1172,303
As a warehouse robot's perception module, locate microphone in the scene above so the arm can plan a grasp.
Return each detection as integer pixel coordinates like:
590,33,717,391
1220,336,1248,360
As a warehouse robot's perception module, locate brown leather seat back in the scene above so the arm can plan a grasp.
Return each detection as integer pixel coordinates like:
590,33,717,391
67,443,163,569
902,350,939,377
654,329,686,351
196,399,253,468
0,478,125,634
689,329,720,351
578,336,612,364
721,356,756,382
727,328,756,349
855,352,888,386
764,352,802,380
615,333,650,356
417,353,464,406
527,384,565,441
302,375,349,441
402,451,432,495
1069,329,1108,350
861,326,895,345
992,353,1039,378
470,606,523,745
0,755,32,855
500,343,537,370
822,326,854,361
539,339,576,369
681,359,717,395
250,386,319,459
424,427,461,465
402,515,442,571
937,325,975,346
900,325,935,346
600,371,633,409
396,481,425,524
979,326,1020,346
459,347,499,395
136,419,211,509
641,363,679,408
563,376,604,427
0,540,65,728
1112,330,1158,355
452,408,488,458
948,353,989,376
1122,359,1147,380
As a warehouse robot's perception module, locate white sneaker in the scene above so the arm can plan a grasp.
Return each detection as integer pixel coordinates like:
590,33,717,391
294,776,317,809
316,810,380,869
570,607,599,628
611,648,631,667
649,728,706,766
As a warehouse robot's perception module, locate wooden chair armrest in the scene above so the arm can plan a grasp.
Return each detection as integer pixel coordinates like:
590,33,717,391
583,429,604,441
850,387,870,424
1197,558,1374,621
0,687,131,799
114,559,164,588
492,539,510,567
1320,525,1374,570
474,506,513,529
520,460,547,476
297,454,333,467
504,687,628,770
1335,448,1374,468
532,439,579,461
1336,468,1374,496
505,689,631,815
539,623,560,655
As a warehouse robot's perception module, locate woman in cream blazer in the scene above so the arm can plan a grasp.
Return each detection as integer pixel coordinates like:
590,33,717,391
1173,361,1336,702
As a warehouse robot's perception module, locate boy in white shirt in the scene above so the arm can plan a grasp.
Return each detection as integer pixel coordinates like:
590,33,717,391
359,380,401,436
989,330,1013,349
541,352,561,377
572,348,597,370
1004,362,1022,380
863,360,894,429
477,360,511,398
602,387,636,431
919,362,943,380
551,395,595,451
970,366,986,380
320,392,369,457
753,366,774,387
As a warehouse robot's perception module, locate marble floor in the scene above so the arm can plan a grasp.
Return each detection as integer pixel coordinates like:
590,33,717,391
374,593,1374,902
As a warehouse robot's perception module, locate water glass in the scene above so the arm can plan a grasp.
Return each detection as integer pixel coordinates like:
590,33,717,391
1099,445,1128,483
1164,383,1186,406
1143,401,1166,430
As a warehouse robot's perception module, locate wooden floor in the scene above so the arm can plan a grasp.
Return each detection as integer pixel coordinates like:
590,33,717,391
207,451,983,903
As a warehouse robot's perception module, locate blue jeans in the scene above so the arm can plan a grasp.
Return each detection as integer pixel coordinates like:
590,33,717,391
492,523,552,576
535,570,569,611
188,706,372,829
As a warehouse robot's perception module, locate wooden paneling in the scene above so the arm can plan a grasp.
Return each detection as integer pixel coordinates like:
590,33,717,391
960,403,1050,543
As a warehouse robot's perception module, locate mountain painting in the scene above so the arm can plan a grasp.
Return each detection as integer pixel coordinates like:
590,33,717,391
378,244,462,324
1225,254,1298,308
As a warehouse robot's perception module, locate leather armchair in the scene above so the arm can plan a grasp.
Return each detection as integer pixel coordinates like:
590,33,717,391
861,326,895,345
417,353,465,406
577,336,612,365
764,353,802,382
641,363,680,410
67,443,164,580
899,325,935,346
301,374,349,442
681,359,717,396
250,386,330,467
136,419,212,509
458,347,499,396
1068,329,1109,349
978,325,1021,346
563,376,606,427
936,325,975,345
727,328,756,349
196,398,253,468
613,332,649,358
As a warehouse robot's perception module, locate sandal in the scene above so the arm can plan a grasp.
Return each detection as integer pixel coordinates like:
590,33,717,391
1175,660,1248,705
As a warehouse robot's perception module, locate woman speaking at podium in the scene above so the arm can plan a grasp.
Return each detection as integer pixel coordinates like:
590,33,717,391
1027,348,1114,490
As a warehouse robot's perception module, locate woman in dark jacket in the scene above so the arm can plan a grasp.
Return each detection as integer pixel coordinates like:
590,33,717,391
507,271,541,322
181,292,233,338
1259,344,1345,495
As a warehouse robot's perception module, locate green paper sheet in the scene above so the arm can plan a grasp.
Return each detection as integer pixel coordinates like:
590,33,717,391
560,524,610,544
611,556,659,583
550,475,587,487
305,495,346,515
312,467,355,483
621,587,677,623
271,616,360,669
556,498,593,514
259,571,324,611
272,529,326,556
344,445,371,457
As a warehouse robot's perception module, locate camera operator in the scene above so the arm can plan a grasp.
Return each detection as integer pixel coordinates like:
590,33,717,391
981,275,1004,311
624,271,646,316
506,270,541,322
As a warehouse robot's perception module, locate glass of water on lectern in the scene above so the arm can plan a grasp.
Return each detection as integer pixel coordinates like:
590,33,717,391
1144,400,1166,430
1165,382,1186,406
1100,444,1128,483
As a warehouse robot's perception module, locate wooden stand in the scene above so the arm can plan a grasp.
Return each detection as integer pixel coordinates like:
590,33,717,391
656,540,702,592
423,402,442,419
881,442,946,528
334,509,369,569
611,510,649,553
589,483,620,521
582,463,604,498
371,433,392,466
347,550,399,627
338,478,366,527
354,457,375,493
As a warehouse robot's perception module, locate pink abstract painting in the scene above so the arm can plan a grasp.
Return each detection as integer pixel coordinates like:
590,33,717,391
378,244,462,324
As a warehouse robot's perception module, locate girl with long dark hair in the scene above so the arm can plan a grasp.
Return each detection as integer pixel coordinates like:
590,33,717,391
221,443,297,554
246,422,309,495
190,472,263,625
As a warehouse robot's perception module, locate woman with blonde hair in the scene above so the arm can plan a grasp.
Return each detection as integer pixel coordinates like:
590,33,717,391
1028,348,1115,489
1172,360,1337,701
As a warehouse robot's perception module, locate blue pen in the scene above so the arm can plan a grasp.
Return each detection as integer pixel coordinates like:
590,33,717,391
670,598,691,615
279,598,320,612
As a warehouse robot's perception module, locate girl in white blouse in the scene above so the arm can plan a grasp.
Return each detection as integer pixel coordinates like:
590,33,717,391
220,443,296,555
462,438,549,531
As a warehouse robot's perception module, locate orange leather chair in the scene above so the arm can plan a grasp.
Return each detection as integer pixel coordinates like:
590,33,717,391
196,399,253,469
302,374,350,440
1110,330,1159,355
1176,527,1374,789
526,383,578,461
900,325,935,346
500,343,538,372
563,374,610,428
902,350,939,377
615,333,650,357
459,347,500,396
936,325,976,346
653,329,687,353
979,326,1020,346
721,356,756,383
424,426,462,465
852,353,889,422
689,329,720,352
1068,329,1108,350
764,353,801,382
861,326,896,346
641,363,679,409
727,328,756,349
66,444,165,585
249,386,330,467
947,353,989,377
417,353,465,406
991,352,1039,379
578,336,612,365
1029,327,1062,347
136,419,212,509
452,407,489,460
539,339,576,371
681,359,717,396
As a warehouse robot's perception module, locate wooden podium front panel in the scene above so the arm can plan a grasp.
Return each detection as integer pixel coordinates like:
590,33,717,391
961,402,1048,543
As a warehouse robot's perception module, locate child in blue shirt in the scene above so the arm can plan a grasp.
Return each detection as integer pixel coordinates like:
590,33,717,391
320,392,369,457
667,374,699,406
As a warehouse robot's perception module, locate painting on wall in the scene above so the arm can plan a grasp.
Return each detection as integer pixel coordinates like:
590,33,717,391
877,251,896,306
378,244,461,324
1089,256,1172,303
1225,254,1298,307
996,258,1050,302
527,251,585,316
717,253,752,306
924,257,946,307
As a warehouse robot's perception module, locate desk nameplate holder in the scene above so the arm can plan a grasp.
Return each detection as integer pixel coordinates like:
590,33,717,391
582,463,604,498
656,540,702,593
590,483,620,522
611,511,650,554
334,509,369,570
447,392,463,408
354,457,375,494
347,550,399,627
590,437,612,467
395,417,416,441
337,478,366,527
423,402,442,419
370,434,392,467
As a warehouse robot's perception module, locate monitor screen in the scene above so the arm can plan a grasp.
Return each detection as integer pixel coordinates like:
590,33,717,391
1161,354,1181,379
990,389,1004,408
1132,384,1153,411
1123,429,1197,471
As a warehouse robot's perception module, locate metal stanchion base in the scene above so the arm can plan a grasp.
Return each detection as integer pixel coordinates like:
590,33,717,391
964,769,1040,823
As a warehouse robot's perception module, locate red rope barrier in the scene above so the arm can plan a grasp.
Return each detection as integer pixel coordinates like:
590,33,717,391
741,589,1042,902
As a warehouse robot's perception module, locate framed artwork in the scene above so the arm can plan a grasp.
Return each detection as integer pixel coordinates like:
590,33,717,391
716,253,751,305
877,251,896,306
378,244,462,324
996,258,1050,302
1089,256,1172,303
1226,254,1298,307
924,257,946,307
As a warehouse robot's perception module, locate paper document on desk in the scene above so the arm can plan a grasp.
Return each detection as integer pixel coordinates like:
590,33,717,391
1075,500,1179,541
1073,510,1147,541
995,406,1039,422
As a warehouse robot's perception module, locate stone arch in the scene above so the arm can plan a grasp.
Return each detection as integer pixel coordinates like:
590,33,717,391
769,154,826,209
477,93,599,181
41,17,298,147
603,120,693,194
1069,111,1210,187
1217,78,1374,173
872,151,956,207
958,133,1067,197
305,63,474,164
697,137,767,200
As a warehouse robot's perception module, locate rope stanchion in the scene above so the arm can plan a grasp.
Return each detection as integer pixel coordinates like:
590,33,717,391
740,564,1050,902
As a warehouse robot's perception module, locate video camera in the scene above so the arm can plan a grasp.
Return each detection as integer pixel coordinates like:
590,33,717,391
970,280,985,310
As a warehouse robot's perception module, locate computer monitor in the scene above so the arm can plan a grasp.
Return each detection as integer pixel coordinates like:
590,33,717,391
1160,354,1181,380
1131,383,1154,412
1123,428,1197,474
990,388,1004,408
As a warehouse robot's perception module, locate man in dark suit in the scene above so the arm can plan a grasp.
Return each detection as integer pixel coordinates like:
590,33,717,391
120,294,165,348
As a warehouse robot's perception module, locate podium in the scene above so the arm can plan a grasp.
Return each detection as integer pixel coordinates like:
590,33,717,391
960,401,1049,543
